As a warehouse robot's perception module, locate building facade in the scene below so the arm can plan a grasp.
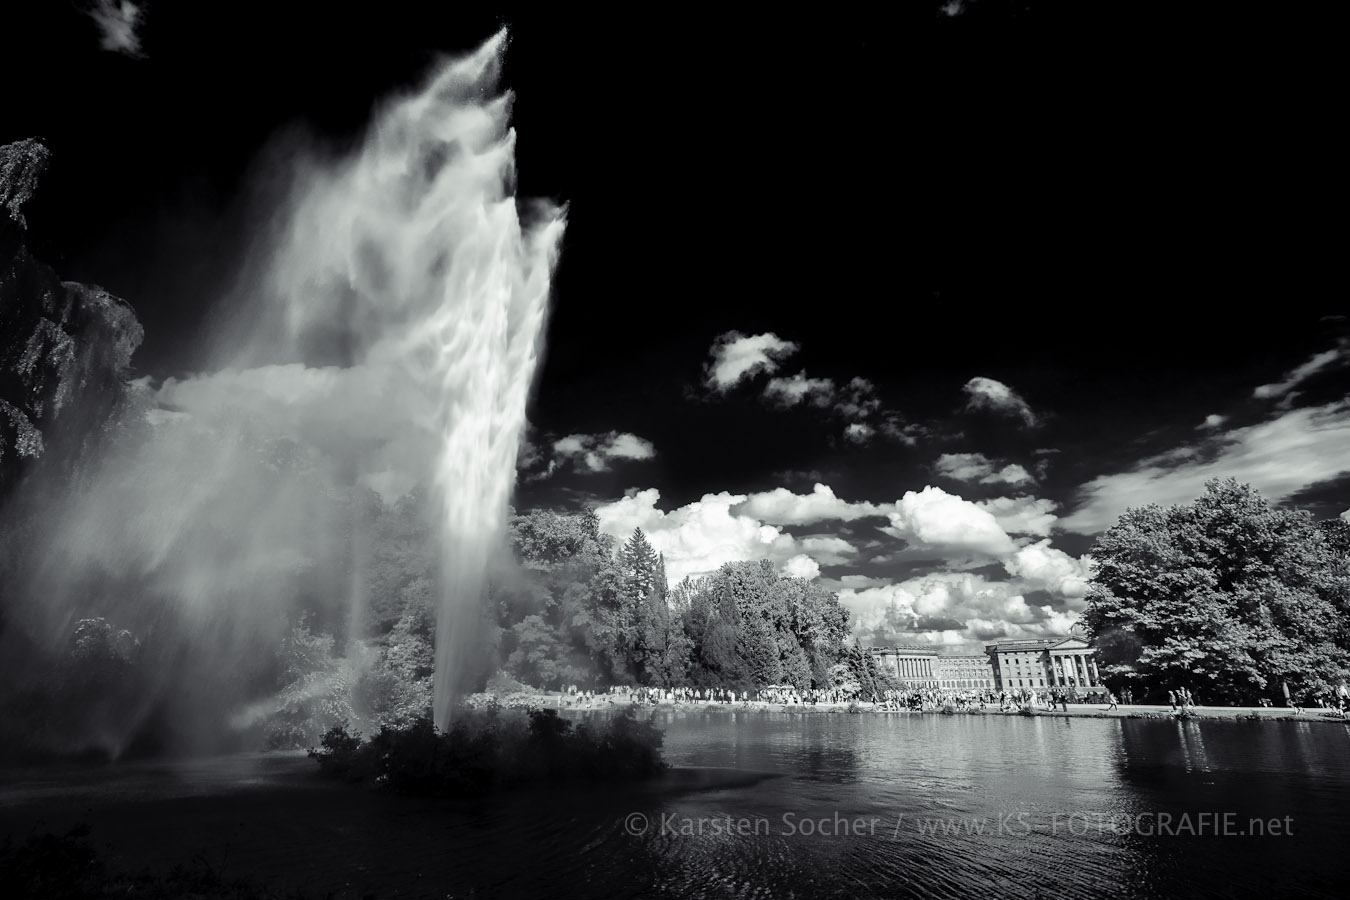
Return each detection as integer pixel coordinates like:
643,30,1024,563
867,638,1098,693
984,638,1101,692
868,647,995,690
933,655,996,690
869,646,940,687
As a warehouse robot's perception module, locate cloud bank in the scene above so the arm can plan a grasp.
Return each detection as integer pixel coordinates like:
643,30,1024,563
1062,399,1350,533
550,431,655,473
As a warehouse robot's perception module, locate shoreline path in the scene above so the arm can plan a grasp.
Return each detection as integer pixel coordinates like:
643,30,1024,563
492,695,1350,723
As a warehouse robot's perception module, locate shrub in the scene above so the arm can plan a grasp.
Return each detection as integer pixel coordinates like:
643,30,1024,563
308,705,666,797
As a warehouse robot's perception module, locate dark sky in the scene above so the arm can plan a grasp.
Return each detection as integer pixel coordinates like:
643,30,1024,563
3,2,1346,649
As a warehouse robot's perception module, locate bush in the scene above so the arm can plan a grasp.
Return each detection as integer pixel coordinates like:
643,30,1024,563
308,705,667,796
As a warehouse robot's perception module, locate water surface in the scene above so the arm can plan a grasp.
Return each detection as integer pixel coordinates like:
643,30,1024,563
2,711,1345,898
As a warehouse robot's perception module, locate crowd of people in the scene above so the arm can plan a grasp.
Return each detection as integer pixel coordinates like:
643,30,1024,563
552,684,1119,711
548,682,1348,714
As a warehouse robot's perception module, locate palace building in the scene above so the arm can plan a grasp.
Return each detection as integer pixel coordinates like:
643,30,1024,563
867,647,996,690
867,637,1100,693
984,637,1101,691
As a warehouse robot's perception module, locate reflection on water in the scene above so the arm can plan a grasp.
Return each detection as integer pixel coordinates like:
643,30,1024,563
1,711,1346,899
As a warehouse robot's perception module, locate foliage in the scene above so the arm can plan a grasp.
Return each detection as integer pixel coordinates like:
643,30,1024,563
308,706,667,796
263,622,358,750
1083,478,1350,704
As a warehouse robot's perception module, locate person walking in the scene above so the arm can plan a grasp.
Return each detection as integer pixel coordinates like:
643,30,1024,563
1106,691,1118,711
1168,689,1177,711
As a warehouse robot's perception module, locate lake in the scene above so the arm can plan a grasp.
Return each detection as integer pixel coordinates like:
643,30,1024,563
2,709,1346,898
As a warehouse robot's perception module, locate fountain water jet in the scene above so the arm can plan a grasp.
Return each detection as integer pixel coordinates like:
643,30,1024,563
264,30,566,727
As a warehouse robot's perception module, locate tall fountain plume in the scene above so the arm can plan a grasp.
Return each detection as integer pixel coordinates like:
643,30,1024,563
260,30,564,727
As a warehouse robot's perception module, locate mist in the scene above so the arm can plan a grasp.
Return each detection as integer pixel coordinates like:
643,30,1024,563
1,29,563,755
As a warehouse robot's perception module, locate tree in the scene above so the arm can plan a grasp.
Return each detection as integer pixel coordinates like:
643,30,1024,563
635,553,690,686
1083,478,1350,704
680,576,749,689
618,528,659,605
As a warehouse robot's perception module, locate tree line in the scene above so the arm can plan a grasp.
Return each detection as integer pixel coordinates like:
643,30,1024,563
497,509,862,693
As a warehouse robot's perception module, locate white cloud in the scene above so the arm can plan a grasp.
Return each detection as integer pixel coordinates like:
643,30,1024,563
703,331,798,392
879,416,924,446
1253,344,1347,399
783,555,821,580
763,372,835,408
593,489,858,585
1342,508,1350,523
595,481,1095,650
731,483,892,525
883,486,1017,558
976,496,1058,537
1061,400,1350,533
962,376,1039,428
1002,540,1090,599
844,422,875,444
1200,414,1227,429
86,1,144,56
840,570,1086,650
834,377,881,420
798,534,857,565
935,452,1034,486
548,431,655,474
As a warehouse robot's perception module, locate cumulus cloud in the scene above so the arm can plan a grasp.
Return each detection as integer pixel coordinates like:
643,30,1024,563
883,486,1017,558
843,422,875,444
975,496,1058,537
840,570,1085,651
750,362,916,446
732,483,893,525
1253,343,1348,400
595,480,1093,649
1002,540,1090,599
962,376,1039,427
86,1,144,56
1061,400,1350,533
879,416,925,446
1199,414,1227,430
834,377,882,420
550,431,655,473
593,489,859,585
703,331,798,392
934,452,1034,486
783,555,821,580
763,372,835,408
